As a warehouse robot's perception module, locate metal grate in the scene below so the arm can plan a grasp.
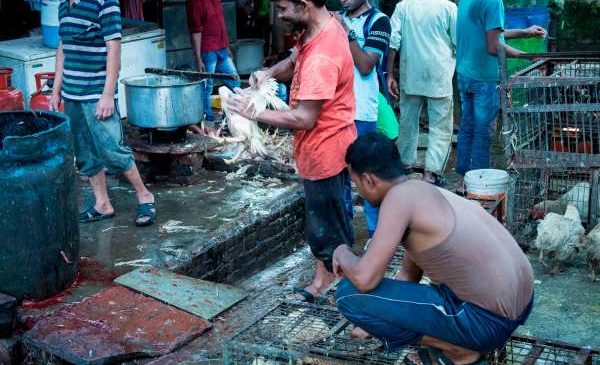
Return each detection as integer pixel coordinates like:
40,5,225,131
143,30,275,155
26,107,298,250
223,301,407,365
223,303,600,365
501,58,600,168
487,334,600,365
507,167,600,245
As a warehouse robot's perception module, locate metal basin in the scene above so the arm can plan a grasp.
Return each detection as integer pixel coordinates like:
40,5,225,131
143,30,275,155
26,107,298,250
121,74,205,129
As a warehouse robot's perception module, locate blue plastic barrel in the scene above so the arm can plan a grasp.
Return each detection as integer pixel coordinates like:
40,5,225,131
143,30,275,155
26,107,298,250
41,0,60,48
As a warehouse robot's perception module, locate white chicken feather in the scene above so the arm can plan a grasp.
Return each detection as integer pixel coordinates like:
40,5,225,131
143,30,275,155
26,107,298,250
218,77,289,163
581,222,600,281
534,204,584,274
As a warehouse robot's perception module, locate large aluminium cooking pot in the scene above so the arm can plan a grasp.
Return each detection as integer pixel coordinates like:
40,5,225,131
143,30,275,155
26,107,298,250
120,74,205,129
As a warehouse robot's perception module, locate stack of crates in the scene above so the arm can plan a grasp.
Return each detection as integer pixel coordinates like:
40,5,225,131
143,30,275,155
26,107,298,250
501,56,600,243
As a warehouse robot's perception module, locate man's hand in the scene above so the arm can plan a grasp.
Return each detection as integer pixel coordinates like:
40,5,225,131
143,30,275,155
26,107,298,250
332,244,350,278
195,55,205,72
49,92,62,112
387,77,399,101
96,94,115,120
250,70,272,90
526,25,546,38
227,88,257,119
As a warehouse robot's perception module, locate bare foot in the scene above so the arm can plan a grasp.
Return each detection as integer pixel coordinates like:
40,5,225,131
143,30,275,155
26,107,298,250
94,201,114,216
349,326,371,340
137,191,155,205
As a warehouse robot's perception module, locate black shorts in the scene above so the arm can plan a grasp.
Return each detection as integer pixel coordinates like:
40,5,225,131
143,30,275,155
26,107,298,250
303,169,354,272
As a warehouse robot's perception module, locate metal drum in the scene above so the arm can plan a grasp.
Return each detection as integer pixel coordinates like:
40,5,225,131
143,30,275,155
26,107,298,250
234,39,265,75
121,74,205,129
0,110,79,301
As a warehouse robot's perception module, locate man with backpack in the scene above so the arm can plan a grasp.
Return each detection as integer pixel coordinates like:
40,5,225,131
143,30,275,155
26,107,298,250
336,0,391,239
386,0,457,188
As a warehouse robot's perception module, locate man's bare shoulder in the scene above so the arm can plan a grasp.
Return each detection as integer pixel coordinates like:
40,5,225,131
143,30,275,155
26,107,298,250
388,179,439,200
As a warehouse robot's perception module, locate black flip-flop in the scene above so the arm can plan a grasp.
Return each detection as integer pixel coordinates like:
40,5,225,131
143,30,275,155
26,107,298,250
79,206,115,224
291,286,329,305
135,202,156,227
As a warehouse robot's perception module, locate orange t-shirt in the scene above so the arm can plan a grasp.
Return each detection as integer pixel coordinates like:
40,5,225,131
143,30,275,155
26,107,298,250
290,17,357,181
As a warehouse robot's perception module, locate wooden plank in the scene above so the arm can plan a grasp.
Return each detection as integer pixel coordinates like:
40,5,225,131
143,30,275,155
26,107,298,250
115,267,247,320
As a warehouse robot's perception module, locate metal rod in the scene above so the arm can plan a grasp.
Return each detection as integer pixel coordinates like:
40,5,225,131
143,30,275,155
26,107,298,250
144,68,240,81
519,51,600,60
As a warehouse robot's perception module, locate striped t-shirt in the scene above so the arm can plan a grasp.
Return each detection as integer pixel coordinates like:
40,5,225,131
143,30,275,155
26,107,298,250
58,0,122,102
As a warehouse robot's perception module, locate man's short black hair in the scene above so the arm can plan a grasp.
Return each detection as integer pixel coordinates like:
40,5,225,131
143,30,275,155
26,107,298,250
270,0,328,8
345,132,406,180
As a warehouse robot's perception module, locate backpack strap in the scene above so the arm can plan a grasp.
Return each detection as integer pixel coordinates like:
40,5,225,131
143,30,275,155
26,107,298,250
361,8,391,102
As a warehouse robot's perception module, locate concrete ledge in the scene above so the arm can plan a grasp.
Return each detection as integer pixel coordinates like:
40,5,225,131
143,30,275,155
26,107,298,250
157,186,305,283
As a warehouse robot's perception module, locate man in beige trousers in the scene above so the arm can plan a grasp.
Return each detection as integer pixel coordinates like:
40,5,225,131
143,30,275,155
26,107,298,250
386,0,457,186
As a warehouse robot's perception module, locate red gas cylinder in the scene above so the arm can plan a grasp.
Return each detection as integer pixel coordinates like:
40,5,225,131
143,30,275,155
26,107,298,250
0,67,24,111
30,72,64,112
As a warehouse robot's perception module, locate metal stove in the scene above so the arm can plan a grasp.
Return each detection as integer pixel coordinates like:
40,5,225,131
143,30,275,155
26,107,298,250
127,125,219,185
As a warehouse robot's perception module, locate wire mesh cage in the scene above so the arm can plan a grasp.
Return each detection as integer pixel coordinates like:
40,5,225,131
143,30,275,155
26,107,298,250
223,301,600,365
501,57,600,167
222,301,407,365
506,167,600,244
487,335,600,365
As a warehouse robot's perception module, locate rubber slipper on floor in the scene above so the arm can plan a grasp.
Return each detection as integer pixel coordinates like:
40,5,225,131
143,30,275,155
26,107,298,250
136,202,156,227
79,206,115,224
291,286,329,305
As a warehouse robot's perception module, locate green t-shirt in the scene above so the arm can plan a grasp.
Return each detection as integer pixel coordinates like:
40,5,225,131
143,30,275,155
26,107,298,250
376,93,399,140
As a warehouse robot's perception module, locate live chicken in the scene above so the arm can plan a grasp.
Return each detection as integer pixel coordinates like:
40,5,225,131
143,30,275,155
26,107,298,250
582,222,600,281
534,204,584,274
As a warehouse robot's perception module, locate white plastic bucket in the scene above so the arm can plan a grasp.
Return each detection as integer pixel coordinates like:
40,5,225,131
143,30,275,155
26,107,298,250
41,0,60,48
464,169,509,196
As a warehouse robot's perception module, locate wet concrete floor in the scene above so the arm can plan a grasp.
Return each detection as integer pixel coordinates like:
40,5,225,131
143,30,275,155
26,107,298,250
19,132,600,363
19,170,299,323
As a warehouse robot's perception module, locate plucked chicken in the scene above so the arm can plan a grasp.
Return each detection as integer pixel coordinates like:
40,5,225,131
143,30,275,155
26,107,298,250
217,77,289,164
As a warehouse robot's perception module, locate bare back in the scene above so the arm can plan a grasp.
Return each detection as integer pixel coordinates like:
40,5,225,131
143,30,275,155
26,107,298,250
381,180,533,319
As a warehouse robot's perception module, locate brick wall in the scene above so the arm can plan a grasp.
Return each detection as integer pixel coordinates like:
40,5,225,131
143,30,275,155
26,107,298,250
164,187,305,283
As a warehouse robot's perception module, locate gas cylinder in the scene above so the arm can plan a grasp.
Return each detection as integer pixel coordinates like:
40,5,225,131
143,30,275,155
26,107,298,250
0,68,24,111
30,72,63,112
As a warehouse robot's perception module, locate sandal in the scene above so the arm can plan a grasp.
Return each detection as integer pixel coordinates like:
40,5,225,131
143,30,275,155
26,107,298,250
291,286,330,305
135,202,156,227
423,172,448,188
79,206,115,224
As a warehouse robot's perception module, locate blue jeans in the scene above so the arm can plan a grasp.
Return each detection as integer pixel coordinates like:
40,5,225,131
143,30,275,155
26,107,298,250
201,48,240,120
336,278,533,352
455,75,500,176
353,120,379,238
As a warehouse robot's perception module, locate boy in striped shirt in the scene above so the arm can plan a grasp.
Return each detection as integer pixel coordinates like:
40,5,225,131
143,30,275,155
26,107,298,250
51,0,156,227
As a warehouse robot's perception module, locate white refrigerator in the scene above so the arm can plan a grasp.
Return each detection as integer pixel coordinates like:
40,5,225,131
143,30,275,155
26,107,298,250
0,23,166,117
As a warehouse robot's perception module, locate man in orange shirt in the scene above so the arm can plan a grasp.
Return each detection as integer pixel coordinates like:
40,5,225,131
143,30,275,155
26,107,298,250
229,0,357,303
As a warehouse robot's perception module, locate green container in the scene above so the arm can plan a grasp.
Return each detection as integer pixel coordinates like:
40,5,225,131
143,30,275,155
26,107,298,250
506,37,547,77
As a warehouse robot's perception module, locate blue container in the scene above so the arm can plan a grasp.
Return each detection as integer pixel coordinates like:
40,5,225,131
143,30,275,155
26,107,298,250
41,0,60,48
505,6,550,30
